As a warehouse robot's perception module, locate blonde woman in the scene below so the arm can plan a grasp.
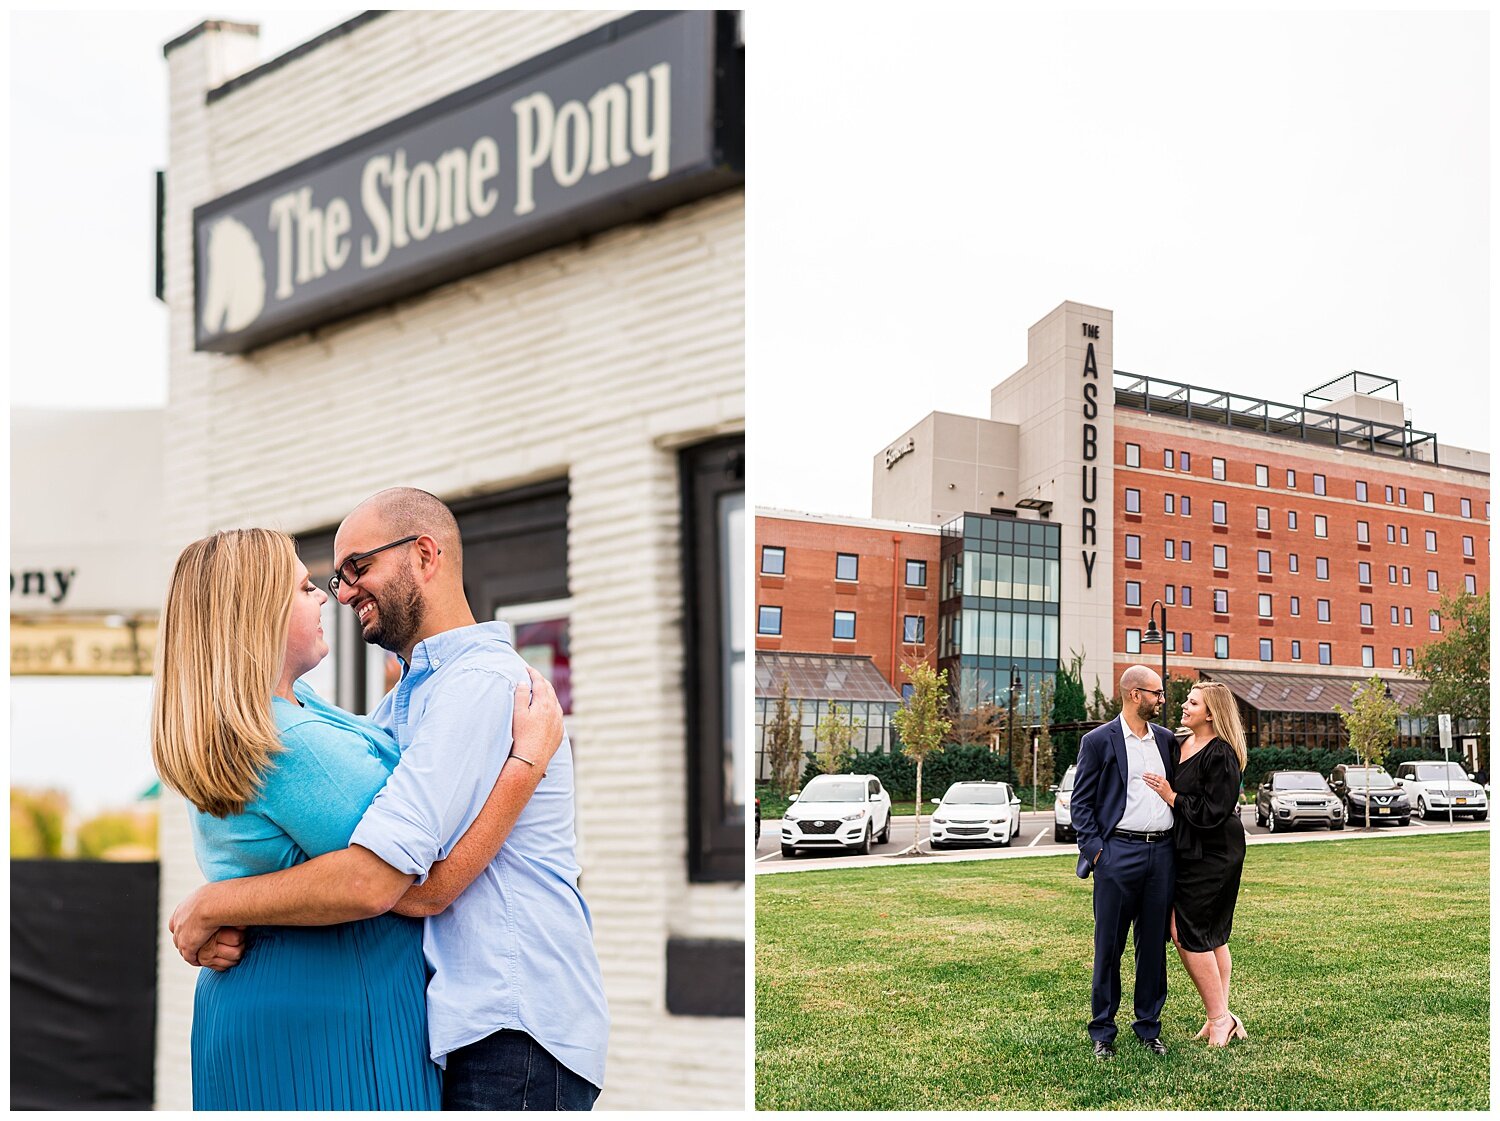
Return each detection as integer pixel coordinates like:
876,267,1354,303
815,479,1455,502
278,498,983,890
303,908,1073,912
1141,682,1248,1048
151,529,562,1109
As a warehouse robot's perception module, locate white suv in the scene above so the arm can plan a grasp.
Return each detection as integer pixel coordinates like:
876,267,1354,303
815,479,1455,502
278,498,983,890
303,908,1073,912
1394,761,1489,821
1053,764,1078,843
781,774,893,857
931,781,1022,848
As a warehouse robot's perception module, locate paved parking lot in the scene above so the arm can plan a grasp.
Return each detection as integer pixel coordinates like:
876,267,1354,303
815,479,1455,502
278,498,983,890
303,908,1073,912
755,807,1489,875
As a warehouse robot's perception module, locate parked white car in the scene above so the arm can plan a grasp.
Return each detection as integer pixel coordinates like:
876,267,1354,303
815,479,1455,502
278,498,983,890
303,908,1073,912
1052,764,1078,843
930,781,1022,848
781,773,893,857
1394,761,1489,821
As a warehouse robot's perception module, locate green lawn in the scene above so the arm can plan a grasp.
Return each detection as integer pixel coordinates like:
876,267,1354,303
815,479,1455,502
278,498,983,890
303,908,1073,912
755,833,1488,1110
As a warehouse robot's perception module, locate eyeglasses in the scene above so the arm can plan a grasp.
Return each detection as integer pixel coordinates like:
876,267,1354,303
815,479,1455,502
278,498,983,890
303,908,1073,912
329,535,422,595
1135,688,1167,700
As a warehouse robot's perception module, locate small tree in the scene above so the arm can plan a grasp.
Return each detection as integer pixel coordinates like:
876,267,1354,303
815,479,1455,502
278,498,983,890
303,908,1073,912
1053,653,1089,775
1415,592,1490,767
813,702,862,776
1161,673,1194,732
891,662,952,855
1088,678,1122,723
1335,675,1401,830
763,678,805,797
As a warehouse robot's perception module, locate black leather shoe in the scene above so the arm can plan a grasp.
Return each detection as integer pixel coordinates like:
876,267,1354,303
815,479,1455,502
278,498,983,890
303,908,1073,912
1093,1040,1115,1059
1138,1037,1168,1055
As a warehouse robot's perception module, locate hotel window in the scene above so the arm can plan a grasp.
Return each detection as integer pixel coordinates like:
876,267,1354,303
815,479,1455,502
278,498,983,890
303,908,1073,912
760,546,786,575
1181,495,1192,517
1386,524,1396,543
1401,567,1411,585
1390,606,1399,624
1400,526,1408,545
1180,452,1192,472
1287,510,1298,530
1212,501,1227,525
1387,565,1397,584
1125,535,1140,560
1362,646,1375,668
1461,497,1472,518
1181,586,1193,607
1317,599,1331,622
1212,544,1227,569
1391,648,1401,667
903,615,924,643
1165,539,1176,560
1166,631,1176,652
1165,584,1176,605
1258,593,1272,617
1214,589,1229,613
1256,465,1269,487
1313,474,1326,496
1465,573,1477,594
1257,549,1271,574
1360,603,1373,626
758,606,782,635
836,553,859,581
1404,607,1413,626
1315,557,1329,580
1406,648,1415,667
1356,521,1369,544
1164,449,1175,470
902,683,914,703
1291,640,1302,660
1463,535,1474,557
1164,494,1175,515
1125,581,1141,606
833,610,856,639
1182,633,1194,653
1126,628,1141,654
1398,487,1407,505
1429,611,1441,633
1424,530,1437,552
1212,457,1226,481
906,559,927,587
1422,491,1435,512
1286,469,1297,488
1290,596,1300,616
1214,635,1229,659
1288,553,1299,573
1354,561,1370,585
1356,480,1368,502
1256,507,1270,530
1427,570,1439,592
1314,515,1327,538
1125,488,1141,514
1259,638,1273,662
1181,540,1192,562
1125,443,1140,467
1318,642,1332,665
1385,485,1394,503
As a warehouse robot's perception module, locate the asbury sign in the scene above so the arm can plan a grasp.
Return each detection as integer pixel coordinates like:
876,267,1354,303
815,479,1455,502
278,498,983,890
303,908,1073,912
194,11,743,353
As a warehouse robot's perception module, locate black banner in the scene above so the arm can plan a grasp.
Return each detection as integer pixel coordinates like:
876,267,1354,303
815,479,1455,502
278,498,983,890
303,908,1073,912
10,860,159,1110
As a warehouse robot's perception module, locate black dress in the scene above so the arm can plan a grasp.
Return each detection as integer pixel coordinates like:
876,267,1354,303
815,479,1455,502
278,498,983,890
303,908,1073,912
1171,736,1246,952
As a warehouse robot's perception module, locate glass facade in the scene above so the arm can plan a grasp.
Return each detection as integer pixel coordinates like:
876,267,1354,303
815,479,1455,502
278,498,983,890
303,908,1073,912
937,513,1061,715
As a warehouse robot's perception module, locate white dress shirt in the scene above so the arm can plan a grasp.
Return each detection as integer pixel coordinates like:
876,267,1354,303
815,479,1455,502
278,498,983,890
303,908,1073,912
1115,715,1175,833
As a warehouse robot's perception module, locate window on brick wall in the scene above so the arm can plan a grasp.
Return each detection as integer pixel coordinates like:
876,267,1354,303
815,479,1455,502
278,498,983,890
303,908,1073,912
1425,530,1437,552
1126,581,1141,606
836,553,858,581
1181,495,1192,517
1317,599,1331,622
1213,544,1227,569
833,610,856,639
1398,487,1407,505
1260,638,1273,662
1423,491,1434,512
1258,592,1272,617
1256,464,1269,487
1126,535,1140,560
1404,606,1412,626
1290,595,1300,616
1461,497,1472,518
1165,539,1176,560
903,615,924,643
1314,515,1327,538
1165,584,1176,605
761,546,785,575
1182,633,1193,653
906,559,927,587
1463,535,1474,557
1181,540,1192,562
1289,553,1299,574
1214,635,1229,659
1165,494,1175,515
1316,557,1329,580
1401,567,1411,585
1212,458,1226,481
1213,501,1227,525
1314,474,1326,496
1257,549,1271,574
1181,586,1193,607
1291,640,1302,660
1465,573,1477,594
1256,507,1270,530
1181,452,1192,473
758,606,782,634
1392,647,1401,667
1288,510,1298,530
1430,610,1441,633
1164,449,1175,470
1360,603,1372,626
1214,589,1229,613
1390,605,1399,624
1125,488,1141,514
1126,628,1141,654
1318,642,1332,665
1362,645,1374,668
1427,570,1439,592
1400,526,1408,545
1356,480,1367,502
1125,443,1140,467
1385,485,1394,503
1387,524,1396,543
1287,469,1297,488
1357,520,1369,543
1358,561,1371,585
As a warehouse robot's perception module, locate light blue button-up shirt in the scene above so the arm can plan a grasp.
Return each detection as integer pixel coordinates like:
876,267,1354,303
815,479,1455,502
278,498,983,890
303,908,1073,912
349,621,609,1088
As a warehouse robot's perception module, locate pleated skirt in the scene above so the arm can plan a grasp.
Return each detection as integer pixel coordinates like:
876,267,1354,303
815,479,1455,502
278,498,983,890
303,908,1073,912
191,914,441,1110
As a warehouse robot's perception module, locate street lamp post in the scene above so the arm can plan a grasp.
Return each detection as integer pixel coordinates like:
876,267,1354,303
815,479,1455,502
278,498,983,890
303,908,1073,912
1006,666,1021,777
1141,600,1169,719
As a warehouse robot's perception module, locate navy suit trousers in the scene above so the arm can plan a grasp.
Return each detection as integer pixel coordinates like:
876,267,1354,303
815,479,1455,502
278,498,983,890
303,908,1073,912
1089,834,1175,1044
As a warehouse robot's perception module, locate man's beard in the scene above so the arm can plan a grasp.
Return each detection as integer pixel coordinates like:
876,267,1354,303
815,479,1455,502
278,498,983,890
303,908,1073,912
362,566,425,653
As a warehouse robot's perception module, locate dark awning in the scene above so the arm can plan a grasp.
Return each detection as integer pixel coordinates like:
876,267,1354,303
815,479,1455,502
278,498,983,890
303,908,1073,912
754,652,903,704
1201,669,1425,714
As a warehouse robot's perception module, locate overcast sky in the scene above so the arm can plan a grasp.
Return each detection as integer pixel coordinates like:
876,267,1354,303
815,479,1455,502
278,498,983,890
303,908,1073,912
750,8,1491,518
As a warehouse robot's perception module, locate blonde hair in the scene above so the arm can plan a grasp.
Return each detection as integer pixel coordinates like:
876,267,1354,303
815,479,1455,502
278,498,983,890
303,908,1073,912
1194,682,1248,771
150,529,298,818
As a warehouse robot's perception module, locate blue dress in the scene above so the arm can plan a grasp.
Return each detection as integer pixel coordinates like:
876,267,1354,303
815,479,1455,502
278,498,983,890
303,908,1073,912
186,680,441,1110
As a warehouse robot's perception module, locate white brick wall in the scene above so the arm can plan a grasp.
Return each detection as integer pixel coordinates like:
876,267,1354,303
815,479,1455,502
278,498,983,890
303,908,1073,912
157,13,744,1110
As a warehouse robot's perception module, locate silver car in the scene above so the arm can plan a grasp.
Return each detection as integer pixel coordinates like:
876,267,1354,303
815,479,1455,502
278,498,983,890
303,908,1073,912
1256,770,1345,833
1052,764,1078,843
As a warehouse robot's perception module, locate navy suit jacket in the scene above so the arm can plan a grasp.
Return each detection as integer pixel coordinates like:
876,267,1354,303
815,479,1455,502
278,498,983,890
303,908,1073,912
1072,716,1177,879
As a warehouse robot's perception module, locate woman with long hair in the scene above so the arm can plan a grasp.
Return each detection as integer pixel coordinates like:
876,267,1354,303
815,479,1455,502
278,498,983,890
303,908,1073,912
1141,681,1248,1047
151,529,561,1109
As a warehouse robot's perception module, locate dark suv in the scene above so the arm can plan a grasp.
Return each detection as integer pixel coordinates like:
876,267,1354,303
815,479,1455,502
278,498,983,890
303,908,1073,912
1328,764,1410,826
1255,771,1344,833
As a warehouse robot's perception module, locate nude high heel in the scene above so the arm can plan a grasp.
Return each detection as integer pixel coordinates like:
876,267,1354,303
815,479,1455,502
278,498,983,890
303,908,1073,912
1229,1013,1247,1040
1194,1020,1211,1040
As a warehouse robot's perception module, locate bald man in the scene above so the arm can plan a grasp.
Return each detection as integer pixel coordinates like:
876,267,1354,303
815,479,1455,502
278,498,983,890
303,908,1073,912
171,488,609,1109
1071,665,1177,1058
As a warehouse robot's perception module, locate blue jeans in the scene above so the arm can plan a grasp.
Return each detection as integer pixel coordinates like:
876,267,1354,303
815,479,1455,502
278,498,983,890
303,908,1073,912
442,1030,600,1111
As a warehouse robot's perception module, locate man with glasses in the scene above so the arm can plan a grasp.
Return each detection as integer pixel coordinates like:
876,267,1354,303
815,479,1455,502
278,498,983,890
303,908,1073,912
1071,664,1177,1059
171,487,609,1109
